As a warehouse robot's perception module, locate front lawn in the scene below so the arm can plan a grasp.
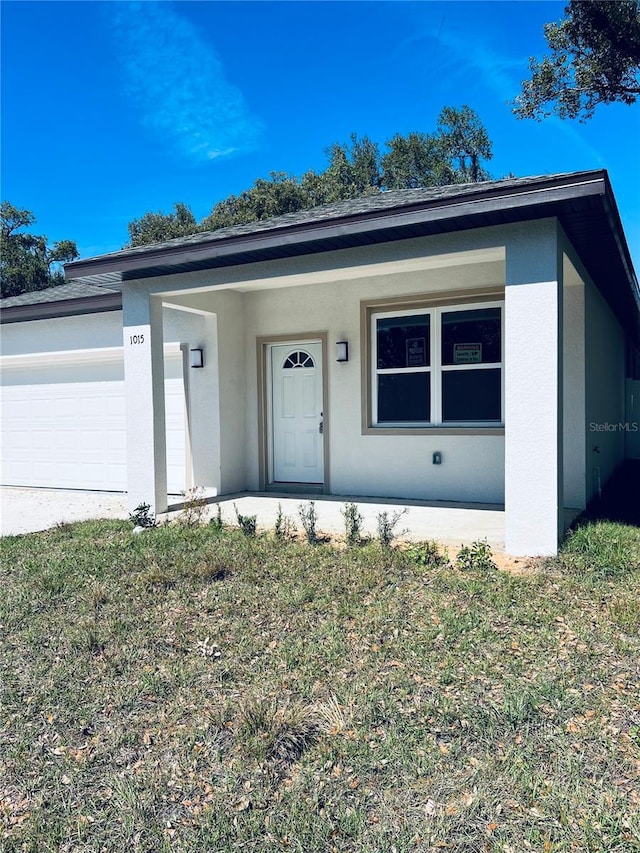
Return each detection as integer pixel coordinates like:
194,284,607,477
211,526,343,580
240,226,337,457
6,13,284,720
1,519,639,852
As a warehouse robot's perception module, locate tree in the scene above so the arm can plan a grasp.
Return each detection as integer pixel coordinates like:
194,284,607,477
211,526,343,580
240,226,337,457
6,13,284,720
382,132,448,189
514,0,640,121
201,172,310,231
1,202,79,299
128,108,495,246
127,202,198,248
437,105,493,183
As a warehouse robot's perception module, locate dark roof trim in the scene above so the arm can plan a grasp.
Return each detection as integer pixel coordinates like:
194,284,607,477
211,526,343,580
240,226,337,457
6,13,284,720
0,292,122,324
65,173,608,281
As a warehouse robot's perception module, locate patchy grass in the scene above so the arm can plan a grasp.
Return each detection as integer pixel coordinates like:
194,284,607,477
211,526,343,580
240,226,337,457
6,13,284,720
1,520,639,852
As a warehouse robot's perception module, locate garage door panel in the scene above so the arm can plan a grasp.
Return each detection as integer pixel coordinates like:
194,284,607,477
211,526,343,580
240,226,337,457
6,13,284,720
1,351,186,493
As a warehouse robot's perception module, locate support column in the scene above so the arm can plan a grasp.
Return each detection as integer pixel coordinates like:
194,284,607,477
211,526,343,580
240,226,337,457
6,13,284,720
505,220,563,556
123,288,167,515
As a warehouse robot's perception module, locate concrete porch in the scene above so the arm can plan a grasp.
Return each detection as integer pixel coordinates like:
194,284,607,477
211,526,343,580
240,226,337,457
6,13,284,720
168,491,507,550
1,485,505,548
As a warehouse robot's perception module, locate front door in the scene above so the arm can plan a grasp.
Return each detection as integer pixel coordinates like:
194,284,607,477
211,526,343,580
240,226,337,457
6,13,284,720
270,343,324,484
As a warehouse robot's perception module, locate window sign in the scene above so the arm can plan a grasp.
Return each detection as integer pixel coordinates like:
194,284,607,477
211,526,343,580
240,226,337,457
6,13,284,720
406,337,427,366
453,343,482,364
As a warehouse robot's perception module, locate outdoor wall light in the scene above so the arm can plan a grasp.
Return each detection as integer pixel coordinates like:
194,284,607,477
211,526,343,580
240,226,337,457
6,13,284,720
190,348,204,369
336,341,349,363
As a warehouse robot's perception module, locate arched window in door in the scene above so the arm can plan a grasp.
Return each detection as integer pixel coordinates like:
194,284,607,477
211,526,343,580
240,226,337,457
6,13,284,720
283,351,315,369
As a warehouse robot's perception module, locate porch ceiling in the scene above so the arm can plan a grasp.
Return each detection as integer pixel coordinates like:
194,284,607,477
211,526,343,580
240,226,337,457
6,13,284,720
160,247,505,298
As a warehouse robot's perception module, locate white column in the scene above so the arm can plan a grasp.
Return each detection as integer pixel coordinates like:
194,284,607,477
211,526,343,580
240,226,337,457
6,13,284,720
505,220,563,556
122,287,167,515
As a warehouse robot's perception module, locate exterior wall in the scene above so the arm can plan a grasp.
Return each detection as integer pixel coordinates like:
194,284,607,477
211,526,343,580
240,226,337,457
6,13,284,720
562,255,586,511
0,309,200,356
167,230,507,505
245,274,505,504
0,311,124,356
504,219,563,556
585,278,626,499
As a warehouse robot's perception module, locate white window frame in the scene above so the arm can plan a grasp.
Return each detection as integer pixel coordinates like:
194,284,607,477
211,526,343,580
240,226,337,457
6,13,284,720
371,300,504,428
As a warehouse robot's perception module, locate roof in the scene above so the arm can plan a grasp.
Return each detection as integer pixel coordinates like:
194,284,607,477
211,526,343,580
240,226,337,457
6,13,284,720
1,282,121,324
3,171,638,340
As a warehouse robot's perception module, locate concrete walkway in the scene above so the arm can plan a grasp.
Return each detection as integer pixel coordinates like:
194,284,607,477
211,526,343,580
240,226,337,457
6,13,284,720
1,486,505,549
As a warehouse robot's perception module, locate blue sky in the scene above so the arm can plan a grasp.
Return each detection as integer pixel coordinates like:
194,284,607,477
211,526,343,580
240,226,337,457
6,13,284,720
2,0,639,269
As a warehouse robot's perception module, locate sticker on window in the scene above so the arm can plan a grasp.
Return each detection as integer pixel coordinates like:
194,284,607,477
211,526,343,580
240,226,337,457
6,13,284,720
406,337,427,366
453,343,482,364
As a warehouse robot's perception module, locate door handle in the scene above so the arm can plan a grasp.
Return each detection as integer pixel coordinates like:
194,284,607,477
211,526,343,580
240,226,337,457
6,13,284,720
319,420,323,434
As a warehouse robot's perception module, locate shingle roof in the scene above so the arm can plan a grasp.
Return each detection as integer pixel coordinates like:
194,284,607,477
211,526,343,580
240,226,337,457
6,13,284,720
1,281,119,308
70,173,585,261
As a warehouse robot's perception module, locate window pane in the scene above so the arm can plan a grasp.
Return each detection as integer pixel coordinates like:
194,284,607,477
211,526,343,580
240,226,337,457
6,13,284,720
377,314,430,369
378,372,430,423
441,307,501,365
442,368,501,422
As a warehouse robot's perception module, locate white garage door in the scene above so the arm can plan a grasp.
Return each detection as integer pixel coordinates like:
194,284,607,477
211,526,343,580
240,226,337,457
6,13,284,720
1,345,187,493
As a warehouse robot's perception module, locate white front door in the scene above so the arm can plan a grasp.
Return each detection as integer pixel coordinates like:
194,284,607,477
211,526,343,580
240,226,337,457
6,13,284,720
271,343,324,484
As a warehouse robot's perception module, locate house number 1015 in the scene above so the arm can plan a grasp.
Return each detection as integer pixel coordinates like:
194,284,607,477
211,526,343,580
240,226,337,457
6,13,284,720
129,334,145,345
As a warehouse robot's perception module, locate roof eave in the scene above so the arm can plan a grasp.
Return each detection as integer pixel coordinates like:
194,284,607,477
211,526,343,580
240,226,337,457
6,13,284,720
64,173,609,282
0,292,122,324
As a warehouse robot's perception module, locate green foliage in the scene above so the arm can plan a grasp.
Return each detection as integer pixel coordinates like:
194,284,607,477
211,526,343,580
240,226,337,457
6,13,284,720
209,503,225,532
1,519,639,850
274,502,296,540
341,502,364,545
127,201,198,248
176,486,208,527
376,508,407,547
128,502,157,529
406,539,450,569
437,105,493,182
455,539,498,572
298,501,319,544
514,0,640,121
559,520,640,578
127,107,495,246
234,504,257,537
1,201,79,298
381,131,453,189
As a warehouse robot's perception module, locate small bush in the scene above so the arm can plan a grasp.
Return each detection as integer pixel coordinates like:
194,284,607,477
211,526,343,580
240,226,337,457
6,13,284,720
209,503,225,532
129,502,156,529
456,539,497,572
406,539,450,569
342,502,364,545
274,503,296,540
234,504,257,537
178,486,208,526
376,508,407,547
298,501,319,544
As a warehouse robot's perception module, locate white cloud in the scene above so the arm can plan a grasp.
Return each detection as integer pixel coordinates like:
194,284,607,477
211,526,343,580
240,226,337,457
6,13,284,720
109,1,262,161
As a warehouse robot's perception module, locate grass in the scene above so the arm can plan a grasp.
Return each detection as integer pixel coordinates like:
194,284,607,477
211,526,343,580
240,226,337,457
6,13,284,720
1,519,639,852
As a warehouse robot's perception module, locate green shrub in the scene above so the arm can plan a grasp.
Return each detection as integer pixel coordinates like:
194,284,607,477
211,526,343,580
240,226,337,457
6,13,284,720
298,501,319,544
234,504,257,537
456,539,497,572
341,502,364,545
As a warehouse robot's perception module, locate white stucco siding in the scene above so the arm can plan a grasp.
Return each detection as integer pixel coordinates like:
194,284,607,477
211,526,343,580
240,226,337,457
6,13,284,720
0,311,124,356
161,233,507,504
585,278,626,499
562,254,586,512
243,259,506,504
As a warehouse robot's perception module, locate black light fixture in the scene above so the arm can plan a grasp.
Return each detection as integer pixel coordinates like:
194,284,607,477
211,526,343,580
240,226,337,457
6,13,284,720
336,341,349,363
190,348,204,368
